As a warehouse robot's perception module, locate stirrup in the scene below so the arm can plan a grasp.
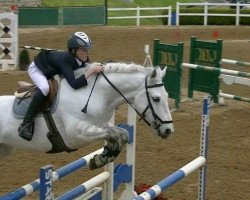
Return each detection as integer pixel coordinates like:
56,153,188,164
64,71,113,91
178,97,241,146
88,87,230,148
18,122,34,141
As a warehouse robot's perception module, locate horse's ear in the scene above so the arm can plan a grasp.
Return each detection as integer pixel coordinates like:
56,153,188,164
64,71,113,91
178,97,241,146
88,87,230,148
161,67,167,78
150,66,167,79
150,67,157,78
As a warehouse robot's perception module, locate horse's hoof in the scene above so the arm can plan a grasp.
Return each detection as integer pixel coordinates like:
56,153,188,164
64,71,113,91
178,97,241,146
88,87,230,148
89,157,99,170
89,154,115,170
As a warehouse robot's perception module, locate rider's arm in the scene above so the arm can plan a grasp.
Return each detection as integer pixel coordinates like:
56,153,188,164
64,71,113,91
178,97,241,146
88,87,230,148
60,65,88,89
85,63,104,79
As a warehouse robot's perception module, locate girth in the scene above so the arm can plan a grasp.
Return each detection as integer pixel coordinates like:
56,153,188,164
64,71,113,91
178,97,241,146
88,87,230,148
43,110,77,154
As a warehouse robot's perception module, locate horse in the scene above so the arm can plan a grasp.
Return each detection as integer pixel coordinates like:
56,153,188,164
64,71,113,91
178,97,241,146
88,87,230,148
0,62,174,169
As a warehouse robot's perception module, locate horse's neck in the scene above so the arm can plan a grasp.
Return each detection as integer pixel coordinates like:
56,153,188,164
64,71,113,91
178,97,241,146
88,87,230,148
103,72,146,108
58,67,148,123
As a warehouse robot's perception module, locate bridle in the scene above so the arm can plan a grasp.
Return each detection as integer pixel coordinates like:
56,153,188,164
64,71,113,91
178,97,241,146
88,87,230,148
141,77,173,130
93,72,173,132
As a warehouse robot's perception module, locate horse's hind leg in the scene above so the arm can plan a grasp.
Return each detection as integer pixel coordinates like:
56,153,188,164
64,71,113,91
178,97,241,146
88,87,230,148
89,125,128,170
0,144,14,159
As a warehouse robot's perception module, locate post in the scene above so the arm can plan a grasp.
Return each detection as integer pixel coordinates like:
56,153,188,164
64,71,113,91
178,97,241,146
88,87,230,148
119,105,137,199
40,165,53,200
136,7,140,26
168,6,172,26
176,2,180,26
204,2,208,26
236,2,240,26
0,12,18,70
143,45,153,67
198,96,210,200
105,0,108,25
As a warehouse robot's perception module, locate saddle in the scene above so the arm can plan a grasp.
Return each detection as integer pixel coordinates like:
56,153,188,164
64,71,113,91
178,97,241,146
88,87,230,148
14,77,59,111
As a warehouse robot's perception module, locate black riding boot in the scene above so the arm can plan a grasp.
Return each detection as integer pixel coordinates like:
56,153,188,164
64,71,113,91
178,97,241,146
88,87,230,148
18,89,47,141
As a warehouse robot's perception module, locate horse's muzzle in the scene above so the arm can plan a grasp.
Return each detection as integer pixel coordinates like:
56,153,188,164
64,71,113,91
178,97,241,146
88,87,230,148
157,124,174,139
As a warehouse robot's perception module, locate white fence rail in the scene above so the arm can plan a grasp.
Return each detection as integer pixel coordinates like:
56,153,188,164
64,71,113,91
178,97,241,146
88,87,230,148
108,6,172,26
176,2,250,26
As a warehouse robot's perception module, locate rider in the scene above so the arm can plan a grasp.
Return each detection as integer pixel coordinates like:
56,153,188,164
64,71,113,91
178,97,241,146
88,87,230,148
18,31,104,141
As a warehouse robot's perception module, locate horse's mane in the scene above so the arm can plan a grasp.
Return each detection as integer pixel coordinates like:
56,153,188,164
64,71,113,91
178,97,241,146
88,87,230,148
74,62,153,77
104,62,153,73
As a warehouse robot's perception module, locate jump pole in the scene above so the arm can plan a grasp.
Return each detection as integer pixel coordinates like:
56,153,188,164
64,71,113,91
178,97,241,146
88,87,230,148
56,172,111,200
133,156,206,200
219,92,250,103
182,63,250,78
21,46,62,51
0,148,104,200
221,59,250,67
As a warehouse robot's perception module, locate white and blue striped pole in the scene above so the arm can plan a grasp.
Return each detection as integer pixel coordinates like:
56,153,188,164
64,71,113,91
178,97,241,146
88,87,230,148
198,96,210,200
56,172,110,200
133,156,206,200
0,148,104,200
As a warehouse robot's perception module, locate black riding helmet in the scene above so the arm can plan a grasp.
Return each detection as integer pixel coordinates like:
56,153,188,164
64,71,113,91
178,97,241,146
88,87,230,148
67,32,92,52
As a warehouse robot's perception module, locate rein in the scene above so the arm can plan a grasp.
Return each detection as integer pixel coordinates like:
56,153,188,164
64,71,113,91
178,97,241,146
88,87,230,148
99,71,173,130
100,72,150,125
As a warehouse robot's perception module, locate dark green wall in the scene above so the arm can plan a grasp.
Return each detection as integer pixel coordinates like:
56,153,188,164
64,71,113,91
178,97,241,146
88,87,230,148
18,6,106,26
63,7,106,25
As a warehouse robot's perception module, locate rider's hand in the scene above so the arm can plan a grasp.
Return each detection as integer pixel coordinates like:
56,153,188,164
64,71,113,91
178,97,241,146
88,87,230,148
85,62,104,79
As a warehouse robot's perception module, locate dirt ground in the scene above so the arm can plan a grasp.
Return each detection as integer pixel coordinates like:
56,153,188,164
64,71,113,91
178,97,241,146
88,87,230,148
0,26,250,200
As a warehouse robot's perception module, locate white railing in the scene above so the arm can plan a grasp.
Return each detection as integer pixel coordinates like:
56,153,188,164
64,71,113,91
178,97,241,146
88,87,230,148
108,6,172,26
176,2,250,26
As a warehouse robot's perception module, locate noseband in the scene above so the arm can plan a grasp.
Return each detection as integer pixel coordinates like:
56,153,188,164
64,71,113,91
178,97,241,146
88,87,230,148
99,72,173,131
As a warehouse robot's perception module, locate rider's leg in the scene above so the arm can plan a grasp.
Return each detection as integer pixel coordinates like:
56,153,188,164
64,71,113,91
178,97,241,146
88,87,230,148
18,89,47,141
18,62,49,141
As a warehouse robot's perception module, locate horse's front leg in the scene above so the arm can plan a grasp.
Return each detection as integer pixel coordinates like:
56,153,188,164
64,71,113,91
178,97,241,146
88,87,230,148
89,123,129,170
76,122,129,170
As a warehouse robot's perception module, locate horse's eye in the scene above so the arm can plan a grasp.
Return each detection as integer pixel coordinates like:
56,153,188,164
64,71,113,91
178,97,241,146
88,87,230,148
152,97,160,102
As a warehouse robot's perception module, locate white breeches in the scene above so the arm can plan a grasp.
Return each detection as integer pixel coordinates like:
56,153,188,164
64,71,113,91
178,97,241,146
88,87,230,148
28,61,50,96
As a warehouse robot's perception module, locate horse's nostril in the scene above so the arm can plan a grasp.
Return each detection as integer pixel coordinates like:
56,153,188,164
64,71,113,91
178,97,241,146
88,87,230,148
165,128,171,134
160,128,172,139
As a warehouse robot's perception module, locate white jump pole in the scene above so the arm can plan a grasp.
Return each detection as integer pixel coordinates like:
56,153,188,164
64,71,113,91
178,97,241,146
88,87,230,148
182,63,250,78
221,59,250,67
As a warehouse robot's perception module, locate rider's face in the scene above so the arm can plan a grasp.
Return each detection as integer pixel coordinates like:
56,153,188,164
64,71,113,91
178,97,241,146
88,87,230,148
76,48,89,61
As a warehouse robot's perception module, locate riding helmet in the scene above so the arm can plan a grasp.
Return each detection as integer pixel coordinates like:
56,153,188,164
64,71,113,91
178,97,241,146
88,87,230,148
67,32,92,51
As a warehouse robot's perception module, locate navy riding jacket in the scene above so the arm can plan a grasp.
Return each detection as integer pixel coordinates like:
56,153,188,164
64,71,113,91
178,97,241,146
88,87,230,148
34,50,88,89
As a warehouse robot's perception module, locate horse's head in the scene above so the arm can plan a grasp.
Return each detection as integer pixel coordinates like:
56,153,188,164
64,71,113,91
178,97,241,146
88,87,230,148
134,67,174,139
